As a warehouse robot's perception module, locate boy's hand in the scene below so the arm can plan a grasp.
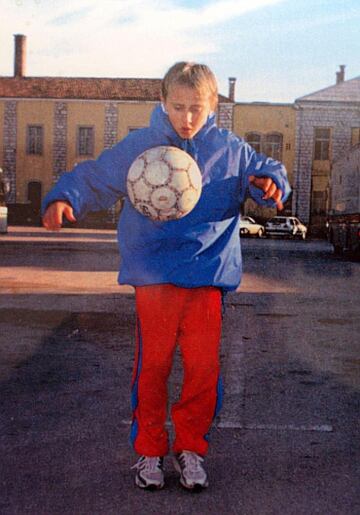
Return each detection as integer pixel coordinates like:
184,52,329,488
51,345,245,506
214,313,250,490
42,201,76,231
249,175,284,211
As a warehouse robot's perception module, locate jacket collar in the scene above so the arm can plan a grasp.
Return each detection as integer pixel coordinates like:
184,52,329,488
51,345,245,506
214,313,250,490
150,104,217,150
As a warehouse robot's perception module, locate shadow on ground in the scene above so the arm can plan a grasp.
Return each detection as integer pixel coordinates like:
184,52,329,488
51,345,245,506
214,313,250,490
1,290,359,514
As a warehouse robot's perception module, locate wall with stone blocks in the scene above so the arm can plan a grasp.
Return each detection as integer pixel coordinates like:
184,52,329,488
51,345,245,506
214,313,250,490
3,101,17,202
293,103,360,223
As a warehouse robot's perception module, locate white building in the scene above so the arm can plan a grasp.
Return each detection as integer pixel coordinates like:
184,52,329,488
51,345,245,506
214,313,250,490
293,66,360,233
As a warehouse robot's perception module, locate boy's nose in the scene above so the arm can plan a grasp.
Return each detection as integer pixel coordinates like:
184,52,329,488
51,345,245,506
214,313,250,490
182,111,192,126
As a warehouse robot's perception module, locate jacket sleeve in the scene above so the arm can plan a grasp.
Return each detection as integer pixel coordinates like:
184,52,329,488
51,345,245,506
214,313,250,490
238,141,291,207
41,132,144,219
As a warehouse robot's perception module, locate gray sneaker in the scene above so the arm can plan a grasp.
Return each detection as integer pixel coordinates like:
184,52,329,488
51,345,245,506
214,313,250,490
173,451,209,491
131,456,165,490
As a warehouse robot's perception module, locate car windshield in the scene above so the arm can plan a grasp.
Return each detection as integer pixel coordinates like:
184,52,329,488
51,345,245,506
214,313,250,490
269,217,287,225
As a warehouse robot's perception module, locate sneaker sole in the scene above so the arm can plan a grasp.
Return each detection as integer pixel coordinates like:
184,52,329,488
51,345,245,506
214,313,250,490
181,482,208,493
135,475,165,491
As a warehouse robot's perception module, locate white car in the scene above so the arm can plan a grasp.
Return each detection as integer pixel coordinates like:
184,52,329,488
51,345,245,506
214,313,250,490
265,216,307,240
239,216,265,238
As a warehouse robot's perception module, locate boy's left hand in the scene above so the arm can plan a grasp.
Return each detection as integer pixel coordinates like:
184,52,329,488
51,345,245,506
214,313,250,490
249,175,284,210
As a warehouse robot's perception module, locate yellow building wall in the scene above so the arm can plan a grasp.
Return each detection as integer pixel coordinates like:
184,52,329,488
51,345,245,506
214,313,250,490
16,100,54,203
0,101,4,167
12,100,156,205
233,103,296,184
312,175,329,191
313,160,331,174
233,103,296,217
117,103,155,140
312,134,332,211
67,101,105,170
312,159,331,200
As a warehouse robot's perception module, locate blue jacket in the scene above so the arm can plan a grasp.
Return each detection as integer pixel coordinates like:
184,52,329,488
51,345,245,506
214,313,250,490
43,104,291,291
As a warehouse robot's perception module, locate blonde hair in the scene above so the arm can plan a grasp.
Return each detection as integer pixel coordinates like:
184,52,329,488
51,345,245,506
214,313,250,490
161,62,218,110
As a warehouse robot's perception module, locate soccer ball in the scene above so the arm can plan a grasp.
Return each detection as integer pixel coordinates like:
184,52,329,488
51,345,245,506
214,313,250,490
127,146,202,221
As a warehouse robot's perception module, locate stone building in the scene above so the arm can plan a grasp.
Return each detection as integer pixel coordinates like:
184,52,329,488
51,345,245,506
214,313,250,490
293,66,360,233
2,34,358,232
0,35,233,225
330,143,360,216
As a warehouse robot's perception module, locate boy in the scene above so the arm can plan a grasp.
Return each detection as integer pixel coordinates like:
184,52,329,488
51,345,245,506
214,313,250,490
43,62,290,491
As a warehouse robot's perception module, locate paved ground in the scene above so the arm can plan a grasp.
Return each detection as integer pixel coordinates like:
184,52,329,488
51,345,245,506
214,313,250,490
0,227,359,514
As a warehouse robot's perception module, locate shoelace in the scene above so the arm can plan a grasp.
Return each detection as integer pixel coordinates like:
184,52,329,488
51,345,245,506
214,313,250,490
179,452,204,473
132,456,163,473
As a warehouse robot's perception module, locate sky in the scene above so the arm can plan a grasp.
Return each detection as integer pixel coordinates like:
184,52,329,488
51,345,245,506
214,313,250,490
0,0,359,102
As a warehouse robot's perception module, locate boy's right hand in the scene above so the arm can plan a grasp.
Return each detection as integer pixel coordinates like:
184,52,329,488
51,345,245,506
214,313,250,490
42,201,76,231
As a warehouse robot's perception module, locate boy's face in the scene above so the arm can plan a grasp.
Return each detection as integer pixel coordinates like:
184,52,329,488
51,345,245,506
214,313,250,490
162,85,213,140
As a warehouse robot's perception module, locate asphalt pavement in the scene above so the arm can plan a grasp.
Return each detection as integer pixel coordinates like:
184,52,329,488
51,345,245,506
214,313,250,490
0,227,359,515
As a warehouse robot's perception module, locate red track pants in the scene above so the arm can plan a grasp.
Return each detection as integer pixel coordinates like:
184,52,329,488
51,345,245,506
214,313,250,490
130,284,223,457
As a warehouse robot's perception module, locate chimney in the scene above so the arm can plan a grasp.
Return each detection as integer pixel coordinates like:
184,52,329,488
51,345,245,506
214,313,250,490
228,77,236,102
14,34,26,77
336,64,345,84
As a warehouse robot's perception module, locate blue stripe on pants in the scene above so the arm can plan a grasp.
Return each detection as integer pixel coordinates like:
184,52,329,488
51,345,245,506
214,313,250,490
130,319,143,446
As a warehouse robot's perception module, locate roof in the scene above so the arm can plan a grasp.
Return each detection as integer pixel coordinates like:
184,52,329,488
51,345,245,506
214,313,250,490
235,101,294,108
296,76,360,103
0,76,232,103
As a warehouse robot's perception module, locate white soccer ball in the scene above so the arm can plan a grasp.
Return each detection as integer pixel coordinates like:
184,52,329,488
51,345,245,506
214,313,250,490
127,146,202,221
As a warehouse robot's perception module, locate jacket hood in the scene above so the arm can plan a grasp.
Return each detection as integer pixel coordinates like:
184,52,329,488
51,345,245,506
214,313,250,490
150,104,217,152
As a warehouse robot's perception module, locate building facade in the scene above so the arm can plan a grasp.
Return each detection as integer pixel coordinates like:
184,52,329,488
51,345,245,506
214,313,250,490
1,35,359,232
232,102,296,219
293,67,360,233
0,35,233,225
330,143,360,216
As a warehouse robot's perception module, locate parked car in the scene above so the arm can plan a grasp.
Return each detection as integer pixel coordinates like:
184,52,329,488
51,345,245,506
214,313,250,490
265,216,307,239
239,216,265,237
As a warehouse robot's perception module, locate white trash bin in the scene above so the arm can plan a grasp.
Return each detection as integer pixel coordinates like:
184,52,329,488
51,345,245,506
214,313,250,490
0,206,8,233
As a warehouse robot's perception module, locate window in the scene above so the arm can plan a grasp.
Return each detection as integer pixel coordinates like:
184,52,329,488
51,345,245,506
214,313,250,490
351,128,360,147
264,133,283,161
26,125,43,155
245,132,261,153
77,126,94,156
314,128,331,160
245,132,283,160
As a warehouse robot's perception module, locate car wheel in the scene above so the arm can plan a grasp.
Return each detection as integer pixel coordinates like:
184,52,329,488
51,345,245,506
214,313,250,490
240,228,249,236
257,228,264,238
301,231,306,240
